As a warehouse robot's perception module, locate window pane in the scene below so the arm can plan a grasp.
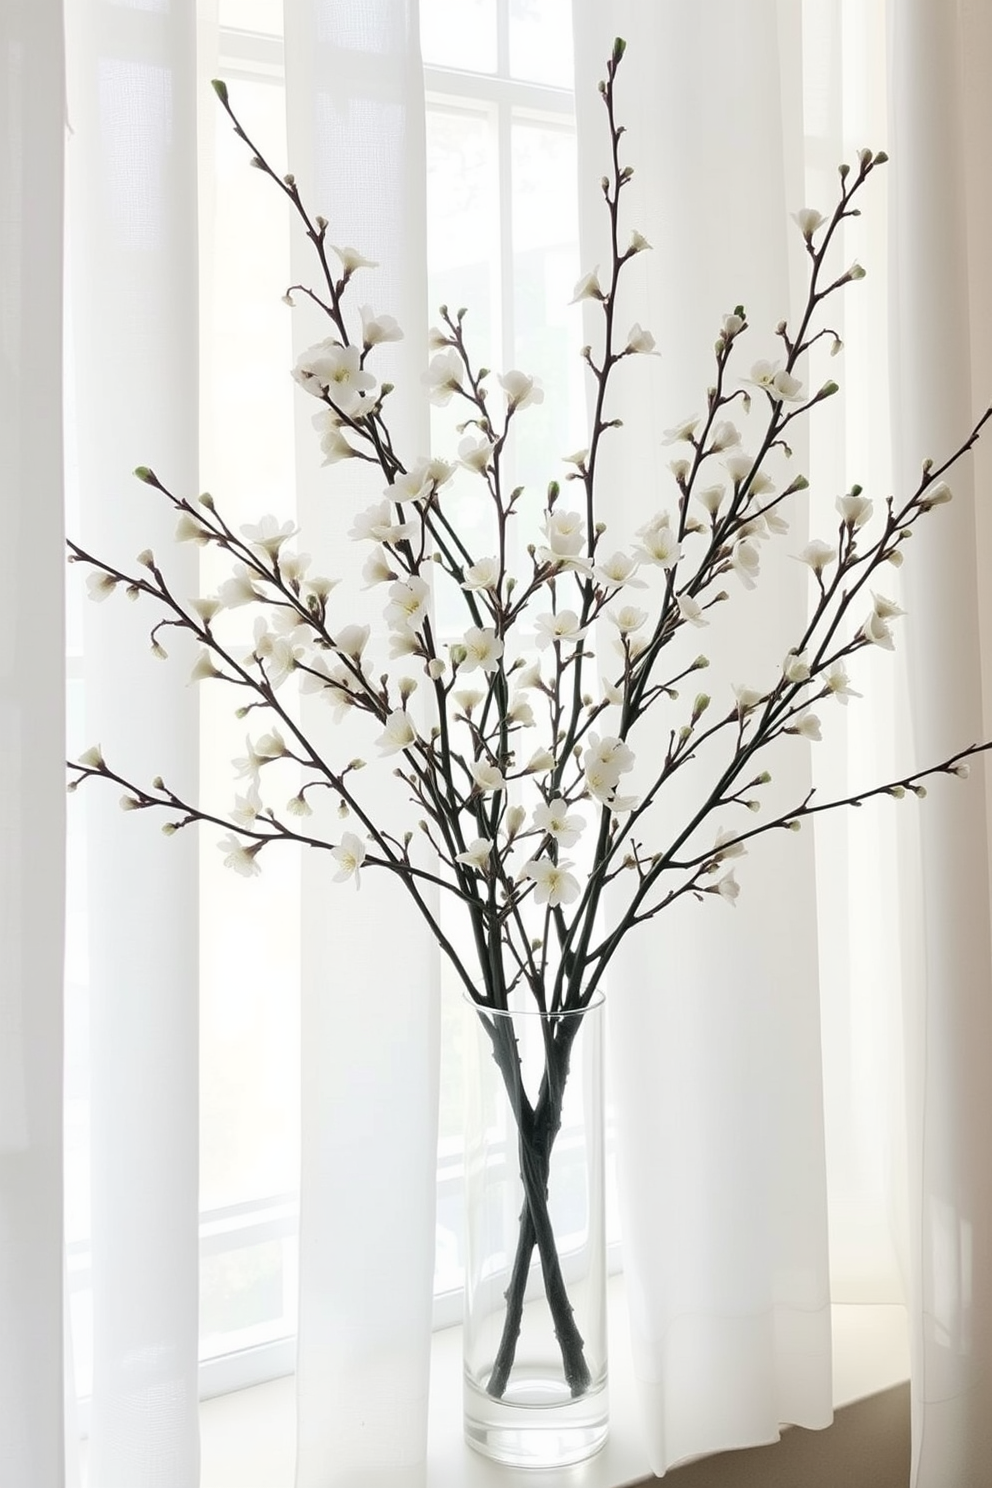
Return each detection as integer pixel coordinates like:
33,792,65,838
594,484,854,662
420,0,498,73
218,0,283,34
509,0,574,88
510,117,582,510
425,102,501,633
199,72,300,1220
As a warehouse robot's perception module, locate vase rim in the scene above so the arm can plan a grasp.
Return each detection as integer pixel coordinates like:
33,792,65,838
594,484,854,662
463,989,605,1018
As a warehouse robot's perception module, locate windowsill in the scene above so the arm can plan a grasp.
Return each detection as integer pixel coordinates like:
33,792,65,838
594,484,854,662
81,1280,911,1486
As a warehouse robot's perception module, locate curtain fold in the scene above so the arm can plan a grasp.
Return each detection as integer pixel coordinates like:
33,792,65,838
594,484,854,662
571,2,833,1473
0,3,67,1486
282,5,441,1485
64,0,202,1482
888,4,992,1482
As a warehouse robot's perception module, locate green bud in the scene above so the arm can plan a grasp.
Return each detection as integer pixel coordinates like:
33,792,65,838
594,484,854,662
612,36,627,64
210,79,229,104
134,466,156,484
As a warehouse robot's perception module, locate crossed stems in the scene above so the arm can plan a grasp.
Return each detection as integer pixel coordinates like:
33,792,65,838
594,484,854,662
479,1004,592,1399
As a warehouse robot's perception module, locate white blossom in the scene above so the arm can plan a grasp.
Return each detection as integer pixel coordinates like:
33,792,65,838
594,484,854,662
748,359,804,402
533,798,584,848
332,245,378,274
454,689,484,715
793,712,823,740
348,500,416,546
311,409,356,464
376,710,417,754
385,576,431,633
713,828,746,861
836,492,873,527
332,831,367,886
696,483,725,517
731,538,761,590
872,593,905,621
292,339,376,413
584,734,635,776
455,838,492,872
388,630,421,659
783,650,811,683
635,514,682,568
190,596,221,623
709,421,741,452
662,414,699,445
87,571,118,601
362,547,397,587
534,609,587,649
219,834,262,878
387,456,454,504
714,869,740,904
861,609,895,650
609,605,648,635
334,623,371,660
792,207,826,239
625,323,657,354
459,626,504,674
462,557,500,591
594,551,645,589
218,564,264,608
524,748,555,773
570,267,604,303
515,662,544,691
504,804,526,839
499,369,544,409
254,630,302,689
359,304,403,346
733,684,764,716
471,760,506,794
422,348,464,406
458,435,496,473
230,784,263,828
241,515,298,559
175,513,211,544
824,662,861,704
677,593,708,627
523,857,580,907
919,480,952,508
543,509,585,558
799,539,838,576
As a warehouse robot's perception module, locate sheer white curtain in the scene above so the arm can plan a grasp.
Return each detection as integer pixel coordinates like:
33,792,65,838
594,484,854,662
0,3,67,1486
282,5,440,1485
572,2,832,1471
571,0,992,1481
889,3,992,1480
63,0,203,1483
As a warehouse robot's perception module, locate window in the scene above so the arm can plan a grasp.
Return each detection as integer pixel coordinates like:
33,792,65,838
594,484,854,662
65,0,613,1408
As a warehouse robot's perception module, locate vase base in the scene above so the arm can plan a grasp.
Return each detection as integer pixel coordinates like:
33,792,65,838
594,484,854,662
464,1373,609,1469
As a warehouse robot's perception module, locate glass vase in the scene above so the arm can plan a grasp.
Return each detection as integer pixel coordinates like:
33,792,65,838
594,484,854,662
462,992,608,1468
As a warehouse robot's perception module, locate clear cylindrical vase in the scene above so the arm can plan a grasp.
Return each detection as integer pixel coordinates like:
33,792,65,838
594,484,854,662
462,992,608,1468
